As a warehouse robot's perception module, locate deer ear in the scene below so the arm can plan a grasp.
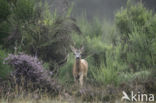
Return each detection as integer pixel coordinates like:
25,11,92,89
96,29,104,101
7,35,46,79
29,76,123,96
80,46,84,52
70,46,76,53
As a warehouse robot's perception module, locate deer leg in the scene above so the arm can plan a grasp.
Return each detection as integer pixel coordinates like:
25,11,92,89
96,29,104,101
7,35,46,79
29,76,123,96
79,74,84,87
74,75,79,87
83,75,87,86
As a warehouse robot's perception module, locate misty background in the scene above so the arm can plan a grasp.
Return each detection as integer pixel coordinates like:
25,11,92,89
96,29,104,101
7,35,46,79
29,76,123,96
51,0,156,20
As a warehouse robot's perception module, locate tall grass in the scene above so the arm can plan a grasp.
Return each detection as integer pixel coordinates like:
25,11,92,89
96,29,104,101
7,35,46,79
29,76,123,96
0,48,11,79
57,53,74,85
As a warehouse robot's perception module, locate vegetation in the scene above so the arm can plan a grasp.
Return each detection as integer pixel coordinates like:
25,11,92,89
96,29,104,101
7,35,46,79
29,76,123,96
0,48,11,79
0,0,156,102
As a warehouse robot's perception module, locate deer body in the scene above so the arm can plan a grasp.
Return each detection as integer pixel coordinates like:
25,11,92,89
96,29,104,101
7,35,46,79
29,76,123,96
71,46,88,86
73,59,88,86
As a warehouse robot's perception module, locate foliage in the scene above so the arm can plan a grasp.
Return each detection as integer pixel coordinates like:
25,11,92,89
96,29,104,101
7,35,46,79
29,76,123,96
0,0,81,72
89,62,118,85
14,0,37,22
4,53,62,94
58,1,156,86
119,70,151,83
0,0,11,44
58,16,119,85
115,2,156,71
0,22,10,44
0,0,10,22
0,48,11,79
115,1,152,35
57,54,74,84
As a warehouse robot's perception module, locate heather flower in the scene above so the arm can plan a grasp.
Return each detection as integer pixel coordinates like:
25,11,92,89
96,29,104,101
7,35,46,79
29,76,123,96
4,53,62,94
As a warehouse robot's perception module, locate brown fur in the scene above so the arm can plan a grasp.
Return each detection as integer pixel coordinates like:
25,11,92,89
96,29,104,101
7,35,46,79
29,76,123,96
73,59,88,86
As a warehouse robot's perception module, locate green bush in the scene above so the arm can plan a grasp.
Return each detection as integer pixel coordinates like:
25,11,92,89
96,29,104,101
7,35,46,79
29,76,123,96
0,48,11,79
115,1,156,71
0,0,10,22
89,62,119,85
57,54,74,84
118,70,151,83
0,21,11,44
14,0,37,22
115,1,152,35
57,1,156,86
0,0,81,71
0,0,11,44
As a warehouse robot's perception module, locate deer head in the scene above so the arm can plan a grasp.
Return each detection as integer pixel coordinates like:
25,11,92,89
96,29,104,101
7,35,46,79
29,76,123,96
70,46,84,60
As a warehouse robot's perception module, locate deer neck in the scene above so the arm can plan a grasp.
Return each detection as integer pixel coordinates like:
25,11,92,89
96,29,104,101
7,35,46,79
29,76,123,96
76,59,81,73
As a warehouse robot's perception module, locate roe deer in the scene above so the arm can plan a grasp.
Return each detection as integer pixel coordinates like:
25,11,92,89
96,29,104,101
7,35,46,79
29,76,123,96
71,46,88,86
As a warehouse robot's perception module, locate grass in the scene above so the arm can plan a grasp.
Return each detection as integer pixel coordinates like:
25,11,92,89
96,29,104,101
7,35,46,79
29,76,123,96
90,63,119,85
57,53,74,85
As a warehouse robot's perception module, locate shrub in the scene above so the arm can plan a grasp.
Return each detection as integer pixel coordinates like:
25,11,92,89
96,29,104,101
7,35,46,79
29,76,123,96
115,1,152,35
14,0,36,22
115,1,156,71
0,0,10,22
0,0,11,44
1,0,81,72
0,48,11,79
4,53,62,94
4,53,48,83
118,70,151,83
89,62,119,85
57,53,74,85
